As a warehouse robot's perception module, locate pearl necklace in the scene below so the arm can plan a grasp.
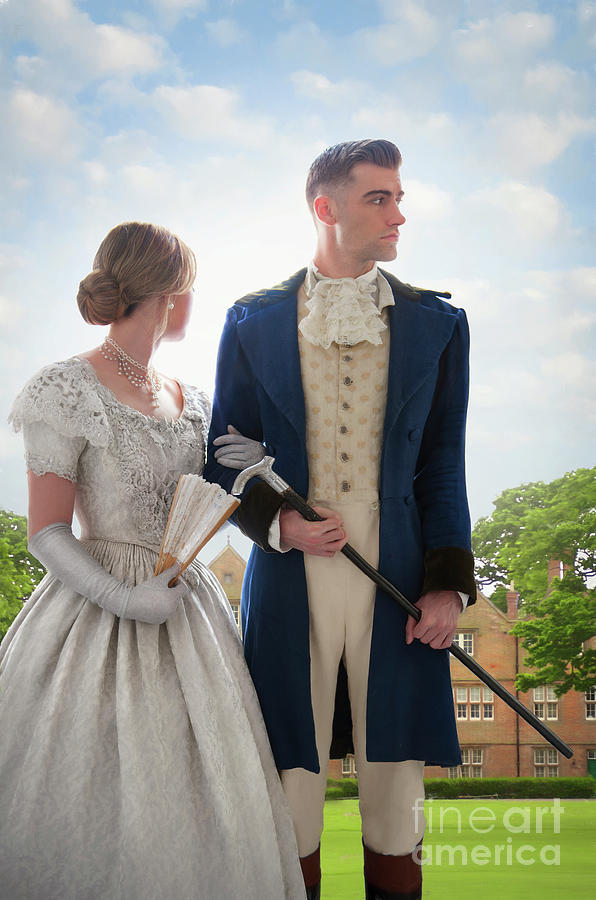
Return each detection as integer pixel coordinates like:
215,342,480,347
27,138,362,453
100,336,162,408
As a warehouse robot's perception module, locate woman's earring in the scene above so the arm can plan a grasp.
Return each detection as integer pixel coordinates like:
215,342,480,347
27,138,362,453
168,302,174,310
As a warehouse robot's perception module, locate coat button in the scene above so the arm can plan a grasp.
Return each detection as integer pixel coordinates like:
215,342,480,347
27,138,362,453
404,494,414,505
343,376,353,386
343,354,352,362
342,401,350,410
341,481,351,492
339,425,348,434
340,452,349,462
408,427,420,441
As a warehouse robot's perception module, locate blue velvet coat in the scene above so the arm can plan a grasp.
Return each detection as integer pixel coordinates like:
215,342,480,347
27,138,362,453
205,269,473,773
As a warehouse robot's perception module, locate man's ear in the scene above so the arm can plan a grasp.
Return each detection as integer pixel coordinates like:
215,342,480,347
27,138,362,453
313,194,336,227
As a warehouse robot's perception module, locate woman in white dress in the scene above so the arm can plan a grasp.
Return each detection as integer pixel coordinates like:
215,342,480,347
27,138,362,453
0,222,305,900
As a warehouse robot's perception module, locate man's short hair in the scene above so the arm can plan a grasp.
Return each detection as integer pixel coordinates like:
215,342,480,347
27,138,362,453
305,139,402,208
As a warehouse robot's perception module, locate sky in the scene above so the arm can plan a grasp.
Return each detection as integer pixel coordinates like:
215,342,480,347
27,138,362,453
1,0,595,563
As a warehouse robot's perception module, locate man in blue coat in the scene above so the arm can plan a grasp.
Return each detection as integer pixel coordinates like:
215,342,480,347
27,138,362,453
206,139,476,899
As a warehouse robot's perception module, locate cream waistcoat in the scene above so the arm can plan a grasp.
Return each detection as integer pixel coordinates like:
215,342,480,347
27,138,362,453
297,283,390,504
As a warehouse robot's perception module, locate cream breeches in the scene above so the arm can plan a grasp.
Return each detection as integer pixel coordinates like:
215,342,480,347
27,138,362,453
280,499,426,857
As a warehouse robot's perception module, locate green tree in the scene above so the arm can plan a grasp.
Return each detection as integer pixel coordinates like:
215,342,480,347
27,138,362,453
472,467,596,695
0,508,46,640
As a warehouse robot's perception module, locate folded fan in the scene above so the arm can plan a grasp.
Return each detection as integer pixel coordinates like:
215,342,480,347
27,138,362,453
155,474,240,581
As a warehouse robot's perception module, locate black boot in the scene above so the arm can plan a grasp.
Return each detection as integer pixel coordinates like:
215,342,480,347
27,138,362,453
305,883,321,900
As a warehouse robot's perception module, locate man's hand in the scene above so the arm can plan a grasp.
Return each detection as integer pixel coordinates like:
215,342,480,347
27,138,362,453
405,590,462,650
279,506,348,557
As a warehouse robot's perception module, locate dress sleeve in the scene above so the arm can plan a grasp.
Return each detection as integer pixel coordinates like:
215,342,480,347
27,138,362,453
8,359,111,483
180,384,211,450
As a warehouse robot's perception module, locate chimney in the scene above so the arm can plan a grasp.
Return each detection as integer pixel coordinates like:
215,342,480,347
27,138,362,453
548,558,564,586
506,586,519,618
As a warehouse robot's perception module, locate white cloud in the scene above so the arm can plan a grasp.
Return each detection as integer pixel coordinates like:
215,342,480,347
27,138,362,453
438,277,502,321
275,20,330,63
578,0,596,45
0,427,25,462
542,352,596,417
151,0,206,9
352,102,454,144
291,70,365,104
92,24,163,74
353,3,440,65
483,111,596,173
469,181,564,243
205,18,247,47
7,88,84,162
81,162,109,189
451,11,557,107
4,0,164,90
403,179,452,220
0,296,22,328
454,11,554,66
520,63,591,111
153,84,273,146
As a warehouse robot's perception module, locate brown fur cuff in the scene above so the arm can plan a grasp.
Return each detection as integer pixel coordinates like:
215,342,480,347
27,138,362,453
235,481,285,551
422,546,476,604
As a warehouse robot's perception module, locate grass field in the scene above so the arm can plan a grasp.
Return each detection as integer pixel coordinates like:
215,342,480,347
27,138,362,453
321,798,596,899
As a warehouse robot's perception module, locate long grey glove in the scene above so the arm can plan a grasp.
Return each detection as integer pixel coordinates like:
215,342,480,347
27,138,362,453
213,424,265,469
29,522,187,624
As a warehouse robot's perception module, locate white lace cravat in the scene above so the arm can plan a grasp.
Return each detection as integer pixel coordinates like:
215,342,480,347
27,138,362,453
299,264,387,349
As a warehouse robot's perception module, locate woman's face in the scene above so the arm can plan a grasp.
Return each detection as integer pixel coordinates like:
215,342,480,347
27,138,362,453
163,288,194,341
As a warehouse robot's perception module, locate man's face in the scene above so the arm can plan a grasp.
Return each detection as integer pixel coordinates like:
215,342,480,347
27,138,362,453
331,162,405,268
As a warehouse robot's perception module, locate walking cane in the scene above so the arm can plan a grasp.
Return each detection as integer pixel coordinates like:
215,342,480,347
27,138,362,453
231,456,574,759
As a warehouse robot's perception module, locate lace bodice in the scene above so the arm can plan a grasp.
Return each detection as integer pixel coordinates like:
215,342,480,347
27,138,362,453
9,357,210,548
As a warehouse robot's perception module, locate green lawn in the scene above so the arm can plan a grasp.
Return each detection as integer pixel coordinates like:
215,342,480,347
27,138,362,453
321,798,596,899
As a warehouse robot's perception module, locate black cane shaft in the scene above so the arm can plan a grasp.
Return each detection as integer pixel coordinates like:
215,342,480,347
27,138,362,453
280,485,574,759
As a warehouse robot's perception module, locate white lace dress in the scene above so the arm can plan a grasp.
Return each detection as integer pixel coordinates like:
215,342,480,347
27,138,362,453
0,357,304,900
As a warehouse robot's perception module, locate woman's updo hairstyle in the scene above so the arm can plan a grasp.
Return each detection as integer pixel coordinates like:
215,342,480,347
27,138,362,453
77,222,197,325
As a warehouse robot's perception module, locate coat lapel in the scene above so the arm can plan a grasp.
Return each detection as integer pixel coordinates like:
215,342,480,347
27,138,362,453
236,271,307,442
382,274,458,443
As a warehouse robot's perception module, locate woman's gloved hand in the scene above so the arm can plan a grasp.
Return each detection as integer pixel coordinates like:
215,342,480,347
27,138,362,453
213,424,266,470
28,522,186,624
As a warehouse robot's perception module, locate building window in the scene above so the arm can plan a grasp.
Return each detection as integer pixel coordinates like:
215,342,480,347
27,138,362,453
456,687,467,719
460,748,483,778
454,686,493,721
533,686,558,720
230,603,240,627
447,766,460,778
587,750,596,759
483,687,494,719
469,686,481,719
342,755,357,777
454,632,474,655
586,687,596,720
471,748,483,778
534,748,559,777
223,572,233,584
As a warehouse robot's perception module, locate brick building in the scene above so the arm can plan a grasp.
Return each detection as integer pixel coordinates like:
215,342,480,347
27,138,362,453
208,546,596,780
424,588,596,780
208,539,245,636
